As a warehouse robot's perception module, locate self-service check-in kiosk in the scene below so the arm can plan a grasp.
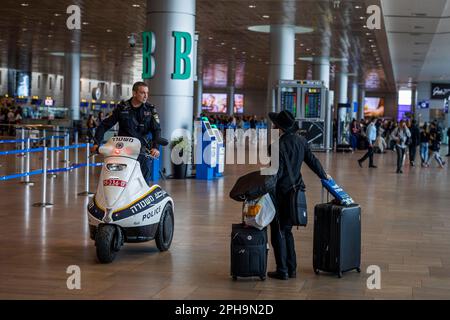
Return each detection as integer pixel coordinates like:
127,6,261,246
211,125,225,178
195,117,217,180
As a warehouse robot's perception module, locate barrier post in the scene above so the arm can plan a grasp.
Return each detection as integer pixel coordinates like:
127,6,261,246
42,129,47,147
18,127,26,157
78,144,94,196
62,131,68,164
49,136,56,178
33,147,53,207
74,131,79,164
20,138,35,186
56,126,60,147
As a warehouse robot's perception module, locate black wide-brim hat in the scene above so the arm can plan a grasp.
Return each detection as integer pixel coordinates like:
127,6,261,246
269,110,296,131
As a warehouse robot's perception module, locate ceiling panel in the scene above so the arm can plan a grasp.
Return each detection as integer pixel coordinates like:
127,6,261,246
0,0,396,92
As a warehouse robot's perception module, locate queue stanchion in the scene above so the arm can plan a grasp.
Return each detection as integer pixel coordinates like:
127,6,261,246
21,138,35,186
33,146,53,208
49,136,56,178
74,131,79,164
61,131,68,164
78,144,94,196
42,129,47,147
56,126,60,148
18,127,25,157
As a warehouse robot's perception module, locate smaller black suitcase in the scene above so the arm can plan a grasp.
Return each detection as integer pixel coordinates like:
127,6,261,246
231,224,267,281
313,202,361,278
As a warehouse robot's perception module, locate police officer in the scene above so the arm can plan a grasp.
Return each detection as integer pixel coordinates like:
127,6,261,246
91,81,161,185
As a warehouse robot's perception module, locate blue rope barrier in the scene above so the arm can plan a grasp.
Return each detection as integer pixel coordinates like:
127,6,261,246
0,169,44,181
0,135,67,144
0,147,44,156
48,144,88,152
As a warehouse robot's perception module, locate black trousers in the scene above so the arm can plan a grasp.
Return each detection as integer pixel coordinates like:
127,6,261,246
359,141,374,166
396,146,406,171
270,192,296,275
409,145,417,163
137,154,153,186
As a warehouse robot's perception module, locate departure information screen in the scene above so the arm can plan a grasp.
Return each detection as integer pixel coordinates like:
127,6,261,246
304,88,322,118
280,89,297,116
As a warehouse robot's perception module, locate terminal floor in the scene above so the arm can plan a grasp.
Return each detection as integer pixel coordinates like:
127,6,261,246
1,145,450,300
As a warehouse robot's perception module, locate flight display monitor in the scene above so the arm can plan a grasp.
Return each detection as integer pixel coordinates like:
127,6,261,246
280,88,297,116
304,88,322,118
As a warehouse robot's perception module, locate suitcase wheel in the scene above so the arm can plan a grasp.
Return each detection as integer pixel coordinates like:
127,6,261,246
338,272,343,278
314,269,320,275
260,276,266,281
232,276,237,281
356,268,361,273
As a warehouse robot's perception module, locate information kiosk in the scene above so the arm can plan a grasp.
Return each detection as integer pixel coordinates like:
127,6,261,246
211,125,225,178
195,117,217,180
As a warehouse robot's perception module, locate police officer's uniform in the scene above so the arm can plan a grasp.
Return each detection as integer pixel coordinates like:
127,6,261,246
94,98,161,184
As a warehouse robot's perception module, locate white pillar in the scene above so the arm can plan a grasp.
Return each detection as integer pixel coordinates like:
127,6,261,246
358,86,366,120
266,25,295,113
312,57,330,89
64,29,81,122
146,0,196,175
350,81,359,120
227,86,235,117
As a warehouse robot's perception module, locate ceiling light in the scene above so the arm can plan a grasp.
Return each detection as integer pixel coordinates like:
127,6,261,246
208,36,213,40
262,15,270,19
54,13,60,17
106,29,112,33
366,33,371,36
83,22,89,25
21,3,29,7
360,16,365,20
242,51,246,54
232,47,236,50
22,28,27,31
300,43,305,46
132,4,140,8
249,5,256,9
355,6,362,9
48,34,52,38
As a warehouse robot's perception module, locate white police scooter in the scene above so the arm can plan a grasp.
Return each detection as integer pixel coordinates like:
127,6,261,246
87,136,174,263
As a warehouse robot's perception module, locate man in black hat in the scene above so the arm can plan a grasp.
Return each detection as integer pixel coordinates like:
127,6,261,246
268,110,330,280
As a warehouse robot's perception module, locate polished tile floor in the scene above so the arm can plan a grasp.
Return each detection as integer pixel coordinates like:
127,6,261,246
0,143,450,300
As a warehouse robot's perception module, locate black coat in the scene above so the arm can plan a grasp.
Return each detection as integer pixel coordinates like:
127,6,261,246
275,131,327,195
94,99,161,149
410,125,420,147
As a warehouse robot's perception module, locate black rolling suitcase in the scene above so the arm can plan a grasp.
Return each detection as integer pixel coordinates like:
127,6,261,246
313,180,361,278
230,223,268,281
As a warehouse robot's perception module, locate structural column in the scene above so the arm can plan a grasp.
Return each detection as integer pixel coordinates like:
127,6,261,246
146,0,196,175
64,30,81,121
194,78,203,118
358,86,365,120
312,57,330,89
337,62,349,122
266,25,295,113
350,81,359,120
227,85,235,117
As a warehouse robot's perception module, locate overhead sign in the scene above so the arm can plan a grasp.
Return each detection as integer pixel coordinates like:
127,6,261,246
431,83,450,100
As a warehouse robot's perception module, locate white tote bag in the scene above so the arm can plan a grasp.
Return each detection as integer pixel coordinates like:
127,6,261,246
243,193,276,230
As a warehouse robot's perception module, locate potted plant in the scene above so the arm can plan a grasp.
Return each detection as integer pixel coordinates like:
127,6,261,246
170,136,191,179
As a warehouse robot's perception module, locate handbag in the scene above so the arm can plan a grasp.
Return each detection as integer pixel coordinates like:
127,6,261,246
243,193,276,230
282,146,308,227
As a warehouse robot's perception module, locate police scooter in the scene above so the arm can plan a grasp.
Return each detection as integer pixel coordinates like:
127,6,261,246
87,136,174,263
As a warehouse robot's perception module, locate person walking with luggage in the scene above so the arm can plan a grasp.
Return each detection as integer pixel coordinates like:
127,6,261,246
408,119,420,167
267,110,330,280
357,117,377,169
391,120,411,174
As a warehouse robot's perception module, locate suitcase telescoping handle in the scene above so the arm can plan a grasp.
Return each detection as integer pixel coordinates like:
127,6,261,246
321,186,330,203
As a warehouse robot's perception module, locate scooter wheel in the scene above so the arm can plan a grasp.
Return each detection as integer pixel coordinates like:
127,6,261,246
95,224,118,263
155,203,174,252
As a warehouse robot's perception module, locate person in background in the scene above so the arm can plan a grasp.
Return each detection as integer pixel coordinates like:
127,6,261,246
391,120,411,174
446,127,450,157
373,127,387,153
426,122,446,168
408,119,421,167
97,111,104,126
419,123,430,167
86,114,97,143
350,119,360,151
358,117,377,169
